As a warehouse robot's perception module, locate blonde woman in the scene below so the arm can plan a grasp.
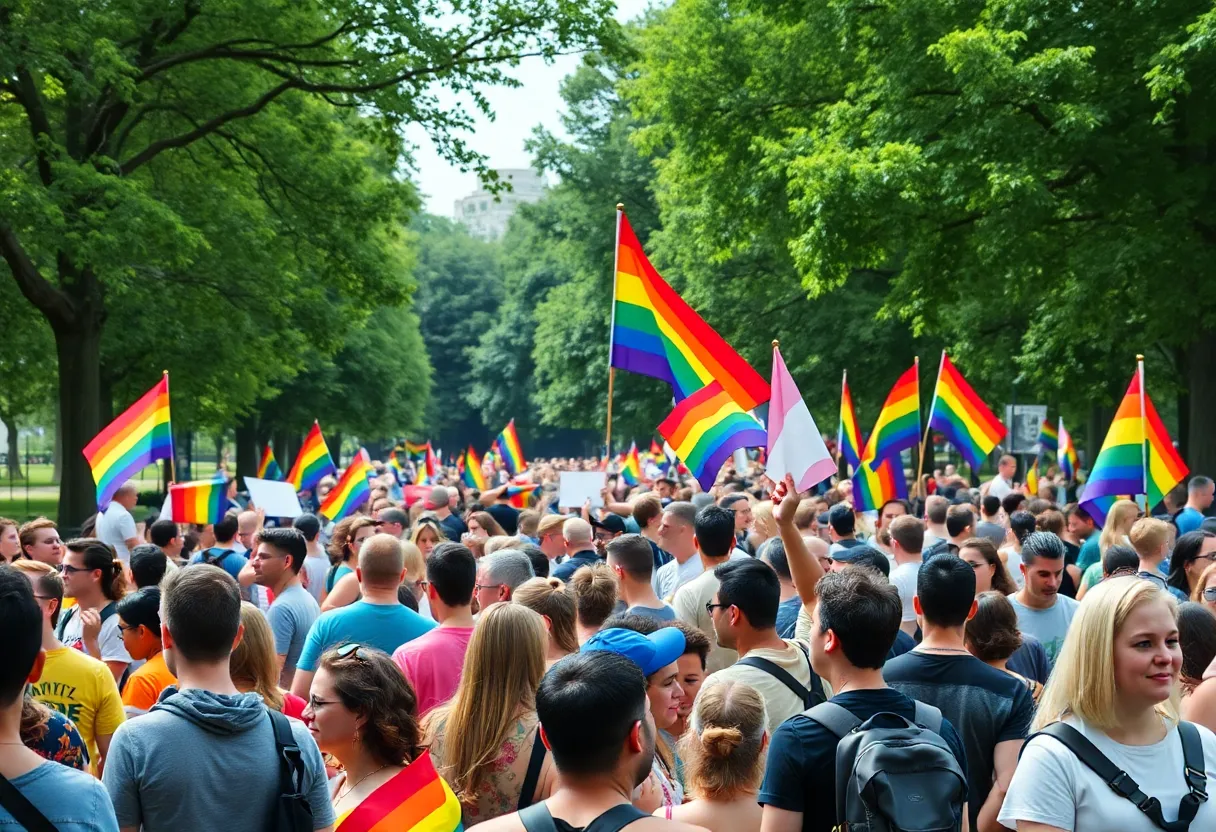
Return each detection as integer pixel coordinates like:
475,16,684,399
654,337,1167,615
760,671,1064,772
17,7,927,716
424,603,556,825
1077,499,1141,599
663,680,767,831
746,502,779,553
999,577,1216,830
411,518,445,557
1193,561,1216,614
230,602,308,719
512,577,579,666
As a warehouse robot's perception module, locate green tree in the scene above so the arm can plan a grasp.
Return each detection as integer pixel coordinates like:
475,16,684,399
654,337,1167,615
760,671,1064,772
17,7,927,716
0,280,55,478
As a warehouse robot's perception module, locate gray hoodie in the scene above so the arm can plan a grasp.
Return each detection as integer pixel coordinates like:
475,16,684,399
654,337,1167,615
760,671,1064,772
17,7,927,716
102,688,334,831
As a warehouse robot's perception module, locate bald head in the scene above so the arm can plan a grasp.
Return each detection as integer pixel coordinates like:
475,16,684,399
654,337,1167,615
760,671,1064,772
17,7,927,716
563,517,593,552
113,481,139,508
358,533,406,587
803,535,829,559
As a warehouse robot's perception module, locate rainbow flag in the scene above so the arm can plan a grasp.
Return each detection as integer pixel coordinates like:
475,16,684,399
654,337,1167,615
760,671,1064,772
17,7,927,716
256,445,282,481
83,375,174,508
1059,418,1078,480
852,457,908,512
492,420,526,476
862,362,921,466
927,353,1006,470
388,454,407,485
611,211,769,410
1079,361,1188,525
658,381,767,490
320,449,373,521
838,371,864,471
334,749,462,832
1037,419,1059,453
505,481,539,509
620,442,642,486
414,442,437,486
285,421,336,492
168,475,227,524
1026,456,1040,497
461,446,486,490
404,441,429,458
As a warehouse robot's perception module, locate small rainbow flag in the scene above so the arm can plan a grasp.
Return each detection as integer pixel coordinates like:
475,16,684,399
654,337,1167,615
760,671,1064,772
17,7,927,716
852,457,907,512
1059,418,1078,481
838,371,864,471
927,353,1006,470
285,421,336,492
611,210,769,410
388,454,407,485
256,445,282,481
493,420,526,476
505,481,539,509
415,442,437,486
334,749,462,831
320,449,373,522
83,375,174,508
1079,360,1188,525
862,362,921,467
461,446,486,490
1037,419,1059,453
620,442,642,486
168,475,227,524
659,381,767,491
404,441,429,458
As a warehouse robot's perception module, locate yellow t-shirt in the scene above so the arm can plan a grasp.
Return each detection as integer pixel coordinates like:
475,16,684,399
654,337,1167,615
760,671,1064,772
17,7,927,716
121,650,176,711
30,646,126,775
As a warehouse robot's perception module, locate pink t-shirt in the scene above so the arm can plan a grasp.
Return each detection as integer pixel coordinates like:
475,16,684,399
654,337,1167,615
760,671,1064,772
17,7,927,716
392,626,475,715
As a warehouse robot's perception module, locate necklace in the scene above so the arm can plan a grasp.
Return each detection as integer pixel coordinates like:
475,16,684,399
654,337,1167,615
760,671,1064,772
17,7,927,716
336,764,389,802
916,646,971,655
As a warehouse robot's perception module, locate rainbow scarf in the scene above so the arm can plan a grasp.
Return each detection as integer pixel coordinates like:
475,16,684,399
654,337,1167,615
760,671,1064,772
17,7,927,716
335,751,463,832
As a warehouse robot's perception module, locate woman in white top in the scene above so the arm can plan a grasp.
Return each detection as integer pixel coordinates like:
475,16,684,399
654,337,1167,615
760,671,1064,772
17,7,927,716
999,576,1216,831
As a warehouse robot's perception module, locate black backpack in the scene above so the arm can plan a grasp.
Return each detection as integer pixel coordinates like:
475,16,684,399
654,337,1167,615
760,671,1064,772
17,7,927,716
519,802,647,832
736,641,826,709
198,547,239,569
267,709,314,832
55,600,116,643
805,700,966,832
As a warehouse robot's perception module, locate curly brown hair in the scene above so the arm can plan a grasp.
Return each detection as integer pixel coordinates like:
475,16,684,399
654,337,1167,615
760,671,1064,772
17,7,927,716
319,645,420,767
326,515,377,566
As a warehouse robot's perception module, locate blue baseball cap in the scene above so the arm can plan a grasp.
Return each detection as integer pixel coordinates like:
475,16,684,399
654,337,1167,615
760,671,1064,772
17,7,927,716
581,627,686,677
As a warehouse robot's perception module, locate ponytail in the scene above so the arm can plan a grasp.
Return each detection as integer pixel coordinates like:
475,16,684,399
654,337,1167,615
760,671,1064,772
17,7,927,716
64,538,129,602
107,558,129,601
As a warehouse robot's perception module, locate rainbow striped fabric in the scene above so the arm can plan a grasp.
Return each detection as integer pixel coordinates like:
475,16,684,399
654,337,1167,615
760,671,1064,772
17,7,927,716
1037,420,1059,453
461,446,486,490
862,363,920,466
334,749,462,832
256,445,282,480
505,481,539,508
620,442,642,486
388,454,407,485
404,441,429,458
1058,419,1078,480
658,381,767,490
286,422,336,492
852,457,907,511
493,420,526,476
415,443,437,486
838,371,863,471
928,353,1006,470
611,211,769,410
168,475,227,524
320,449,373,521
83,376,173,508
1079,364,1188,525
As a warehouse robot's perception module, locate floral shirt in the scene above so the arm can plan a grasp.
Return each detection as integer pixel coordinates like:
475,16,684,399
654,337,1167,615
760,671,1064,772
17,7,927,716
21,698,88,771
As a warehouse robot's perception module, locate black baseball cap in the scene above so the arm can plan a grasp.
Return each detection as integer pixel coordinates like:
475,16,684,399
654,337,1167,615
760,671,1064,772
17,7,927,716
591,514,627,534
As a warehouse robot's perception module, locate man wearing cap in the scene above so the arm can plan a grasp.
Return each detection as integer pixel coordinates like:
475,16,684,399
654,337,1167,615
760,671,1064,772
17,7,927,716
591,513,626,557
536,514,569,573
426,486,467,543
552,518,601,582
373,507,409,540
826,503,873,564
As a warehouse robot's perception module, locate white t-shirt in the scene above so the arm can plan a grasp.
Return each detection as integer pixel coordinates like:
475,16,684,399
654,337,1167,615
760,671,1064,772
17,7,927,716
1000,717,1216,831
987,475,1013,500
890,561,921,623
59,605,133,666
302,553,329,603
97,502,137,563
653,555,703,602
704,640,829,732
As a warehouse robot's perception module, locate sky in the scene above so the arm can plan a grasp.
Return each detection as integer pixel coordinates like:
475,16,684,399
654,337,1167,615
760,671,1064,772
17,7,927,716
407,0,653,215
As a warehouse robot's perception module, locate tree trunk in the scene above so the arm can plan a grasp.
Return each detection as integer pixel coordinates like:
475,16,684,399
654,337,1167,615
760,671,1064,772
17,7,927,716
331,431,343,468
55,323,103,536
52,415,62,484
214,433,225,473
1187,333,1216,479
234,419,258,491
2,415,21,480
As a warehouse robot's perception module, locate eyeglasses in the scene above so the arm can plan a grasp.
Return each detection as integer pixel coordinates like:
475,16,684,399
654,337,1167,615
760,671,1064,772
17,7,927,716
705,602,727,615
58,564,91,575
1193,553,1216,563
117,623,138,634
475,583,504,592
1204,587,1216,602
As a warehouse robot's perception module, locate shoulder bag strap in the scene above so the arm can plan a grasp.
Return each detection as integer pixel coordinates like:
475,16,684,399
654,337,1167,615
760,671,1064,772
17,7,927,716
803,701,862,738
912,700,944,734
584,803,649,832
737,656,814,708
268,709,305,797
0,771,58,832
54,606,77,642
518,802,558,832
790,640,826,704
518,727,548,811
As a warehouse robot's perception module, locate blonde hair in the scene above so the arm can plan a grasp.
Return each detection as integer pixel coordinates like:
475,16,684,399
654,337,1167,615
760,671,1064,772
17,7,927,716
568,563,619,629
1192,562,1216,603
410,521,445,550
1129,517,1170,558
1033,576,1179,732
230,602,284,712
425,603,547,806
751,502,778,542
679,680,768,800
483,535,523,555
400,540,425,584
1098,500,1140,555
513,577,579,654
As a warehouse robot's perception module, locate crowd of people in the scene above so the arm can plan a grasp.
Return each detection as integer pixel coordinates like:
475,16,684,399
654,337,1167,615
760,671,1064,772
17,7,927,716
2,452,1216,831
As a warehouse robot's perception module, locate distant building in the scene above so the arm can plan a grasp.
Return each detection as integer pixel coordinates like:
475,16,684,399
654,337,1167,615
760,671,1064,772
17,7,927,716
453,168,545,240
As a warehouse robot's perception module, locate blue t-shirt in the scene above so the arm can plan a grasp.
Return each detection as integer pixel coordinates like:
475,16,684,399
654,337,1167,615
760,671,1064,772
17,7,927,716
266,584,320,684
1076,535,1102,572
759,687,968,832
1007,634,1051,684
776,596,802,639
552,550,601,582
625,603,677,622
1,760,119,831
887,628,916,661
1177,507,1205,536
189,547,247,581
296,600,436,672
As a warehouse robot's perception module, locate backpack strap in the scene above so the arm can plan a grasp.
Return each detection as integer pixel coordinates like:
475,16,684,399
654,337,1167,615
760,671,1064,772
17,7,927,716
268,709,307,800
55,605,77,642
738,656,816,708
0,771,58,832
98,601,117,624
792,640,827,705
912,700,944,734
804,701,862,738
1032,721,1207,832
584,803,648,832
518,728,548,810
519,802,557,832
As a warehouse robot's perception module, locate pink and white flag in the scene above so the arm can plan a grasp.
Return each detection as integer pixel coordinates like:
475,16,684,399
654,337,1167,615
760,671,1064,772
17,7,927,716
766,344,835,491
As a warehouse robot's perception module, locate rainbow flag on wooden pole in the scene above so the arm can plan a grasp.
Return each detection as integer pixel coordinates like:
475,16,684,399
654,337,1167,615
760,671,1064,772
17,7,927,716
320,449,373,522
864,361,921,468
1059,418,1078,481
461,446,486,490
83,373,174,508
838,370,863,472
285,421,337,492
926,352,1006,471
492,420,526,476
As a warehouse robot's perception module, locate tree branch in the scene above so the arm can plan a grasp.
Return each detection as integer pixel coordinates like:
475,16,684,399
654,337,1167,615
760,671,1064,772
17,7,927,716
0,225,74,326
137,21,360,81
11,68,56,187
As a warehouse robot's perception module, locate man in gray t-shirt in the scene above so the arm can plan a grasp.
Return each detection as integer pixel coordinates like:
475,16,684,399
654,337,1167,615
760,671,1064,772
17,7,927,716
1008,532,1079,665
252,528,321,688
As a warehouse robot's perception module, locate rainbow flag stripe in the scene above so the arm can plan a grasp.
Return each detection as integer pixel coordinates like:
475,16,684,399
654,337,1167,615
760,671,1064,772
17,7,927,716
404,441,429,457
852,457,907,512
1037,420,1059,453
169,475,227,525
388,454,407,485
862,364,920,466
1079,366,1188,525
839,372,863,471
461,446,486,490
611,212,769,410
335,750,462,832
83,376,173,508
928,354,1006,470
659,381,767,490
1026,456,1040,497
286,422,336,492
621,442,642,486
256,445,283,481
415,442,437,486
1059,419,1078,480
505,482,539,508
493,421,526,476
320,450,373,521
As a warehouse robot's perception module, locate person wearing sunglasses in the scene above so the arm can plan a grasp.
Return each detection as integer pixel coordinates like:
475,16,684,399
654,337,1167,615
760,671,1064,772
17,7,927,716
115,587,176,713
1167,530,1216,602
1191,561,1216,614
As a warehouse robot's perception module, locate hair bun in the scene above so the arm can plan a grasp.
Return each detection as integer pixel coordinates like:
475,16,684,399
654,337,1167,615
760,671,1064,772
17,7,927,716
545,577,564,590
701,725,743,758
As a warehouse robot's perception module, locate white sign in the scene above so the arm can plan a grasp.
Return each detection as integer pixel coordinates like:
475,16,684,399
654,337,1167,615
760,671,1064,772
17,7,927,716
558,472,606,508
245,477,304,518
1004,404,1048,454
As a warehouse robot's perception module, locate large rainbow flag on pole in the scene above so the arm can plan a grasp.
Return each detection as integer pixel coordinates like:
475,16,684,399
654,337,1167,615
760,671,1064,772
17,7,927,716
658,381,767,490
256,445,283,480
320,449,374,522
333,749,462,831
926,352,1006,470
285,421,337,492
838,370,863,471
862,362,920,466
852,458,908,512
1037,420,1059,453
1079,358,1188,525
83,374,174,508
492,420,526,476
168,475,228,525
461,446,487,490
1058,418,1078,481
610,210,769,410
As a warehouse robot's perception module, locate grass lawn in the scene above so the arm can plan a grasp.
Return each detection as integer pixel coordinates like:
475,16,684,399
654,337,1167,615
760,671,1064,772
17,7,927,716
0,462,164,489
0,496,60,523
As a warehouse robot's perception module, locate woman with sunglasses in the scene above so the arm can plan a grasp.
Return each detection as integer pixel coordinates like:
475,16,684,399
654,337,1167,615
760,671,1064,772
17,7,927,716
1192,561,1216,613
958,537,1019,596
1168,530,1216,602
321,515,376,606
304,644,462,829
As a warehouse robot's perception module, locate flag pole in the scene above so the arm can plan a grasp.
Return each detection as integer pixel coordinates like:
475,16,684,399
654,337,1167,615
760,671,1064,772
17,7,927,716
838,370,846,466
1137,354,1149,506
163,370,176,485
606,203,624,457
915,354,934,498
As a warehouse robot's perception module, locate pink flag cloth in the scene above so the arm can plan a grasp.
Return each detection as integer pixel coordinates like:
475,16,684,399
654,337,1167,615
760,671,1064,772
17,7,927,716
766,345,836,492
